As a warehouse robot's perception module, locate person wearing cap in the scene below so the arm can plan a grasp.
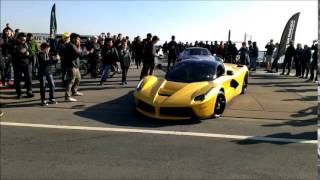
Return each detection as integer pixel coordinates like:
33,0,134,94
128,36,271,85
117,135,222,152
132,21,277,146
26,33,39,78
57,32,70,87
12,32,34,98
37,42,58,106
280,41,296,75
64,33,88,102
1,25,15,87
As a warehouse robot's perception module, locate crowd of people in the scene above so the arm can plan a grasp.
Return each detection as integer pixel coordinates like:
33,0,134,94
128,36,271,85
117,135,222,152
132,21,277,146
264,39,318,81
0,23,318,107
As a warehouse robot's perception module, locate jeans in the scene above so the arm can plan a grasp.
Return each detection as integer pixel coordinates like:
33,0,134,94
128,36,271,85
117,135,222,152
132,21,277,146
250,57,257,70
39,74,55,101
100,64,112,82
13,62,33,96
140,62,155,80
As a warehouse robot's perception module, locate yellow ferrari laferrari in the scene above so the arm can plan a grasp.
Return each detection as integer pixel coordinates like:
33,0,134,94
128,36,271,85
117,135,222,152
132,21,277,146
134,59,248,120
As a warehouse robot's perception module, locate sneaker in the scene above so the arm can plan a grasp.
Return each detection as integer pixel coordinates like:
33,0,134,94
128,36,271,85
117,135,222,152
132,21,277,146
280,73,284,75
0,111,3,117
125,81,128,84
120,82,125,85
65,97,77,102
41,100,48,106
72,92,83,96
49,99,58,104
25,93,34,98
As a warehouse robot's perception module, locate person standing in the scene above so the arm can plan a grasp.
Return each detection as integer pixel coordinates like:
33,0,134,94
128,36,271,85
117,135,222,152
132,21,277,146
64,33,87,102
100,38,119,85
57,32,70,87
249,42,258,71
300,45,311,79
87,36,101,78
12,32,34,98
280,41,296,75
134,36,143,69
26,33,39,78
294,43,303,77
140,36,159,79
265,39,275,72
37,42,58,106
119,40,131,85
238,42,249,65
167,35,179,71
309,41,318,81
271,43,280,73
1,26,14,87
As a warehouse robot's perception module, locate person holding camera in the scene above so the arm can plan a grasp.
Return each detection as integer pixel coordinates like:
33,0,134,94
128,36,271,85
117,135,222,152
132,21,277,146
265,39,275,72
37,42,58,106
12,32,34,98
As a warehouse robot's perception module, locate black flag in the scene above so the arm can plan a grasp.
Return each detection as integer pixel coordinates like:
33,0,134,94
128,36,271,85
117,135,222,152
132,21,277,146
277,12,300,58
50,3,57,38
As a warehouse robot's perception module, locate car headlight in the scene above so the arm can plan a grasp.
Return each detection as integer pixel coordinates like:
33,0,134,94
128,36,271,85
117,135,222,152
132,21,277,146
194,87,214,102
136,79,144,91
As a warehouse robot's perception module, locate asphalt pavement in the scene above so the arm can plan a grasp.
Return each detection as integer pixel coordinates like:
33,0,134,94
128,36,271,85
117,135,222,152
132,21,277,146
0,61,317,180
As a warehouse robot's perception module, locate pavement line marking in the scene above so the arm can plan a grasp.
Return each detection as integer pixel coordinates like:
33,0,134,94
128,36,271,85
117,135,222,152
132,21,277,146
0,122,316,144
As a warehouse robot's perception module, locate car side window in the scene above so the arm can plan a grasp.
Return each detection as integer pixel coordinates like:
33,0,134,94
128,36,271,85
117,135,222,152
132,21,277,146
216,65,225,78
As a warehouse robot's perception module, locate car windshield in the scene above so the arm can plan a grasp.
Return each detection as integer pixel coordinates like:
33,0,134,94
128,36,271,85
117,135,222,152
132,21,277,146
182,49,211,56
166,61,216,83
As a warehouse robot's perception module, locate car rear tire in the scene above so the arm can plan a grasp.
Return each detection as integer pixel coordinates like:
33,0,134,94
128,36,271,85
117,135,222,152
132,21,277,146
213,91,226,118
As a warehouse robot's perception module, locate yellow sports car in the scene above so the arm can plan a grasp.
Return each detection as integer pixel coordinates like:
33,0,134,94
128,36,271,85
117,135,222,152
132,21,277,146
134,59,248,120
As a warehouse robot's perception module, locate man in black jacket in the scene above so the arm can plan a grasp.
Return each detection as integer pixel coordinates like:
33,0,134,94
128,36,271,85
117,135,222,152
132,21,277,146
294,43,303,77
140,36,159,79
100,38,119,85
64,33,87,102
309,41,318,81
300,45,311,78
167,35,179,71
280,41,296,75
12,32,34,98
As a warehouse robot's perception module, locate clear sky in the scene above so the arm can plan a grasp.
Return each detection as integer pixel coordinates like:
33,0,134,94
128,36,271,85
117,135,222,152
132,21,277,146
1,0,317,47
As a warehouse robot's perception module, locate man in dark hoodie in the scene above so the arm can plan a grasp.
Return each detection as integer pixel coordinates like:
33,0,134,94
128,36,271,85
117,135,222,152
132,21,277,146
12,32,34,99
280,41,296,75
64,33,87,102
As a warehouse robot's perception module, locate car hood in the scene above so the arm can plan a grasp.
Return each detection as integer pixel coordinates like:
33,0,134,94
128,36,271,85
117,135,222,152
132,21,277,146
139,78,216,106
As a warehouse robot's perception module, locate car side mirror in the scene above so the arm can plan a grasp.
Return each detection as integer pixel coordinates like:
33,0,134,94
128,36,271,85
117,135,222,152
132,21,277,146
226,70,234,76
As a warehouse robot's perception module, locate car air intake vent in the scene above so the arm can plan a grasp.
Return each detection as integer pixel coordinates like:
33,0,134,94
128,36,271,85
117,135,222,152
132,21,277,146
158,93,171,96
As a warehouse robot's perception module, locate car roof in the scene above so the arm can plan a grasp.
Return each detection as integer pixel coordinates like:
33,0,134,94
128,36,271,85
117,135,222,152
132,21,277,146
179,58,222,67
184,47,208,50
